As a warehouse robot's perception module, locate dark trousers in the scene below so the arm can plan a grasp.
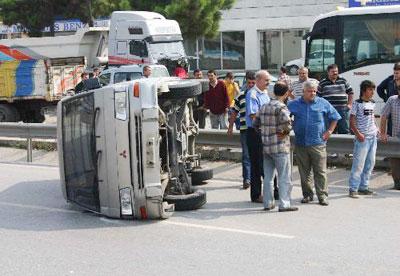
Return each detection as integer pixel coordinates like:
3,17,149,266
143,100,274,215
246,127,263,201
193,107,207,129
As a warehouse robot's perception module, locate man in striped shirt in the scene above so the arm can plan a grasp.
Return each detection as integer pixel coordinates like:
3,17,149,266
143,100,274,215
227,71,256,189
289,67,318,99
318,64,353,134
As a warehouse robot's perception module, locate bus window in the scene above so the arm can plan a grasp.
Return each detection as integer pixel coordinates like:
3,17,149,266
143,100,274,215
307,38,335,74
343,16,400,70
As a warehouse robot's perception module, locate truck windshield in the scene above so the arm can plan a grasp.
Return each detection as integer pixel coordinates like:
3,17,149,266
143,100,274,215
148,42,185,59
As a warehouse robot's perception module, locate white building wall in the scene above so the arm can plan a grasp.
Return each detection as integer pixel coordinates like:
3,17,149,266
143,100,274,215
220,0,347,70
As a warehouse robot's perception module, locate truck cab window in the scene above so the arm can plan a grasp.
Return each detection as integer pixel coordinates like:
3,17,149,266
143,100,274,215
129,40,148,57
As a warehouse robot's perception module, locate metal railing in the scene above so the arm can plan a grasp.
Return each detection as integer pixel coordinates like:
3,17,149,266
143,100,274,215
0,123,400,162
0,123,57,162
195,129,400,158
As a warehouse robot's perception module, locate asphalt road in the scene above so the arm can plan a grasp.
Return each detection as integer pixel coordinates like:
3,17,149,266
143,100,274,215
0,149,399,275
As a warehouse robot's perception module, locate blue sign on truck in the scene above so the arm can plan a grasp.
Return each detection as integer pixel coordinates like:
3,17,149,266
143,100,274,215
349,0,400,7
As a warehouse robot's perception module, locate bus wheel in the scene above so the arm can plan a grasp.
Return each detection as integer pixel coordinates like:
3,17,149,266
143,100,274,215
164,188,206,211
0,104,19,122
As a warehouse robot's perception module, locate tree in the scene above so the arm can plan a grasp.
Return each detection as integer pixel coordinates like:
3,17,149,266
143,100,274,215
0,0,236,38
0,0,91,36
92,0,131,19
129,0,235,39
156,0,236,39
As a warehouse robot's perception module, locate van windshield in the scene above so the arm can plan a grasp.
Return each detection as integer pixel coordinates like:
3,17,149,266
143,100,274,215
148,42,185,59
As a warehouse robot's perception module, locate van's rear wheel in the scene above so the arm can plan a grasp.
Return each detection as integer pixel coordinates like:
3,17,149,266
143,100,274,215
164,188,206,211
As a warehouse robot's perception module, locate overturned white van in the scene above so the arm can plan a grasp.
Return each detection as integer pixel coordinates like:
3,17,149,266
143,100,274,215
57,77,211,219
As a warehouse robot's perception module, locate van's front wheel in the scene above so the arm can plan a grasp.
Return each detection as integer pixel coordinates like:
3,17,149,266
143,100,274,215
164,188,206,211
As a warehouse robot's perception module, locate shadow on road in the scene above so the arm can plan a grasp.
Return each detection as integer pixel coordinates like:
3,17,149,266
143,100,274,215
0,180,158,231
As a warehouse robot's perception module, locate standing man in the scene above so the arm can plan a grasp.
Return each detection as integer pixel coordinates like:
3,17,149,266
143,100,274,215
380,85,400,190
254,82,298,212
143,65,152,78
224,72,240,107
74,72,89,94
348,80,378,198
278,66,292,87
288,80,341,206
227,71,256,189
318,64,353,134
246,70,271,203
289,67,318,100
92,67,100,78
203,69,230,129
192,69,207,129
377,62,400,135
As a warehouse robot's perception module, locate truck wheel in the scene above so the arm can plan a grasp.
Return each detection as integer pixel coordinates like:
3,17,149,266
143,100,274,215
33,111,45,123
191,167,213,186
0,104,19,122
159,80,201,100
164,188,206,211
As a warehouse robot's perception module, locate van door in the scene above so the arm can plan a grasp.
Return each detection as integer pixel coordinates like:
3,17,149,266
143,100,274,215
59,92,100,212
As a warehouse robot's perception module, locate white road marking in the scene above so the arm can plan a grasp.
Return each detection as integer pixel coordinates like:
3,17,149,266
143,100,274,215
163,220,295,239
0,201,77,214
0,162,59,170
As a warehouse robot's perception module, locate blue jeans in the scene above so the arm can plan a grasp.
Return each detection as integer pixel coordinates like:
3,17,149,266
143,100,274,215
210,113,227,129
263,152,292,208
335,107,350,134
240,130,251,183
349,136,377,192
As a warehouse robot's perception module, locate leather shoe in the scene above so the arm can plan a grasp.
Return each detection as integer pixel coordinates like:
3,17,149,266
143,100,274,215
278,206,298,212
319,199,329,206
252,195,263,203
300,196,313,203
264,204,275,211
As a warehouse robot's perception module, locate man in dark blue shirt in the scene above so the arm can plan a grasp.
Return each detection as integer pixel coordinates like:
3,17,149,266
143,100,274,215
288,80,341,206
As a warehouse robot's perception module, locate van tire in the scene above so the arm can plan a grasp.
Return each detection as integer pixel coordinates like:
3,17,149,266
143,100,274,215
191,167,213,186
159,80,201,100
164,188,206,211
0,104,19,122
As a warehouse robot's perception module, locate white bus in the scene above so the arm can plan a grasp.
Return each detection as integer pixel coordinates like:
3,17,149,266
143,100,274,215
305,5,400,113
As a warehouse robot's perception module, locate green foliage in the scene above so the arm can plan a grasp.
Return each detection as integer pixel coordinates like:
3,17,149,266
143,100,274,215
157,0,236,39
0,0,236,38
92,0,131,18
0,0,91,36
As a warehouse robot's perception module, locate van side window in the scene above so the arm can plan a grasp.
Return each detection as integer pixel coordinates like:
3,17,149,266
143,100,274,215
129,40,148,57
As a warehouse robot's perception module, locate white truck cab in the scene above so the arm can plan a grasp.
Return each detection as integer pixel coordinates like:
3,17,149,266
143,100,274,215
108,11,187,72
